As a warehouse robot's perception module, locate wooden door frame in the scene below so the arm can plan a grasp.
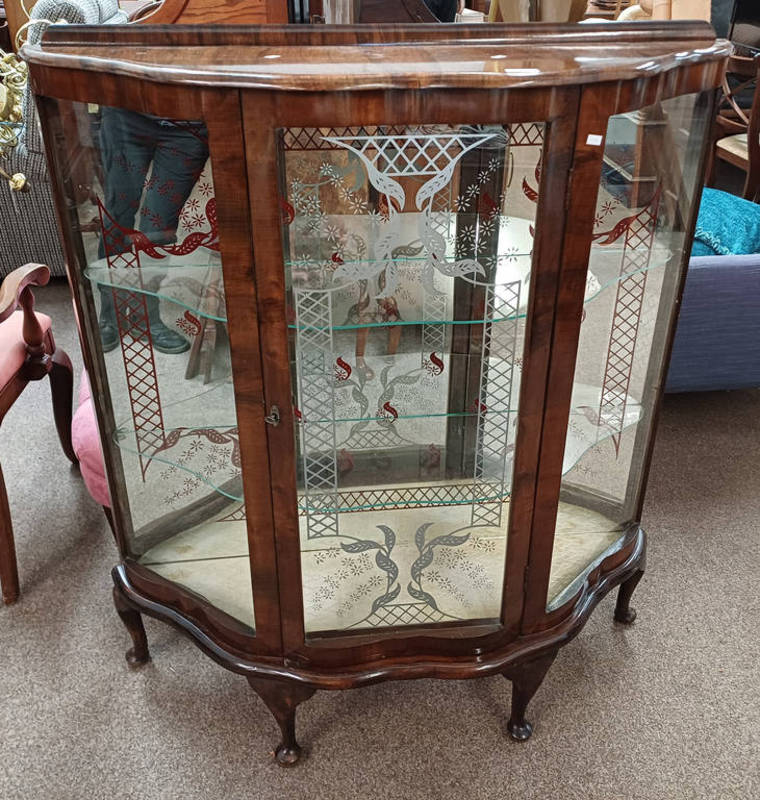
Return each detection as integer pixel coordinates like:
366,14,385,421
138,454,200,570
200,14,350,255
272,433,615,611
242,85,580,668
520,72,722,635
33,73,284,659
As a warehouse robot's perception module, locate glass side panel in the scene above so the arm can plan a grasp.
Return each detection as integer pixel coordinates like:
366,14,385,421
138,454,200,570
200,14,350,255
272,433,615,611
277,124,545,634
547,94,711,609
55,103,253,630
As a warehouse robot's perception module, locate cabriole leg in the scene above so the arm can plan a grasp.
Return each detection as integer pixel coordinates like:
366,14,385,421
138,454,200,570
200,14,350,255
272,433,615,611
0,464,20,605
247,676,316,766
112,585,151,667
504,649,558,742
614,568,644,625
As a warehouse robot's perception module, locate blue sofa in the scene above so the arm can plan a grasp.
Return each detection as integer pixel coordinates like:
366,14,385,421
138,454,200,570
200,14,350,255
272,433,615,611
666,253,760,392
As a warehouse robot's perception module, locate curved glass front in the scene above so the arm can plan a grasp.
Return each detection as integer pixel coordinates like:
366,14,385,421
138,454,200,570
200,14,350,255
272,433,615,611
52,102,254,630
546,93,712,609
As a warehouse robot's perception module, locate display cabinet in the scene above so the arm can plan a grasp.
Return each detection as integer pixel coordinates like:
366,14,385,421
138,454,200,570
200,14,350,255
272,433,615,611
25,21,727,764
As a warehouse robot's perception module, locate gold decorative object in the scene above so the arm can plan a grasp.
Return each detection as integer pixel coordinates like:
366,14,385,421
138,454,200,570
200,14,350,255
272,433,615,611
0,49,29,191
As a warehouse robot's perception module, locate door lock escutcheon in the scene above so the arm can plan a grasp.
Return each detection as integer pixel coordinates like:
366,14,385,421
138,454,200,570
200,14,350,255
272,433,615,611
264,405,280,426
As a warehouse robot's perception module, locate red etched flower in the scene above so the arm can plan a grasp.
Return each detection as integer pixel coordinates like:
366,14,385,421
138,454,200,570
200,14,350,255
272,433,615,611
334,357,352,382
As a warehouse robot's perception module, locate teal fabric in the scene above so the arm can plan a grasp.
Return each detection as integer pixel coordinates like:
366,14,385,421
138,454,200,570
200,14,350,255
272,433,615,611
692,188,760,257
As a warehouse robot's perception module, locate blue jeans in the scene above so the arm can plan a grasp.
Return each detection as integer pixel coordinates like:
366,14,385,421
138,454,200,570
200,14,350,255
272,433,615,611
97,107,209,320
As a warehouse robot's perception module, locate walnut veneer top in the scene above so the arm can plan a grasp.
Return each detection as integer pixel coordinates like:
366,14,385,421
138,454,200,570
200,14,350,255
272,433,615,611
23,21,730,92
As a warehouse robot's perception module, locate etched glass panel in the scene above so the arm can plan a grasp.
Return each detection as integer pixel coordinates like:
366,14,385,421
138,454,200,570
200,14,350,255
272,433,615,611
53,103,253,629
278,124,545,633
547,94,711,608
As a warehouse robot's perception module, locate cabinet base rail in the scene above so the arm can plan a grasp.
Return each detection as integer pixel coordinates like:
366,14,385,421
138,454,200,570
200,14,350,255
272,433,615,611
111,528,645,765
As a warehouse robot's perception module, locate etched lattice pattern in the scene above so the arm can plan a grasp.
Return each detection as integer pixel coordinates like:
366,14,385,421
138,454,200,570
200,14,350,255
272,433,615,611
298,482,500,515
282,126,408,151
472,282,521,526
598,195,660,437
362,602,448,627
324,133,493,178
422,281,448,362
218,504,247,522
99,201,165,480
296,288,339,537
428,185,455,238
508,122,545,147
341,425,403,452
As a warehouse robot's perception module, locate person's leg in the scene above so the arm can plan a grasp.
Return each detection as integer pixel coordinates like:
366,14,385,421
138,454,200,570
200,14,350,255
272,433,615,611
136,121,210,355
139,121,209,243
99,107,155,254
98,108,156,352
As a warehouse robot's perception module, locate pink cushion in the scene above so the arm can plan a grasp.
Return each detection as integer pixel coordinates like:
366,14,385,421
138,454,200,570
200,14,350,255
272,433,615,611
72,371,111,508
0,310,52,389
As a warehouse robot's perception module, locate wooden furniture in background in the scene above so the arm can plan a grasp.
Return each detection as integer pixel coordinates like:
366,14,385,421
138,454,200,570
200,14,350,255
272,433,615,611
615,0,711,21
2,0,24,49
25,21,727,764
583,0,631,21
0,2,11,51
0,263,76,604
708,54,760,202
313,0,444,23
488,0,536,21
3,0,291,48
135,0,287,24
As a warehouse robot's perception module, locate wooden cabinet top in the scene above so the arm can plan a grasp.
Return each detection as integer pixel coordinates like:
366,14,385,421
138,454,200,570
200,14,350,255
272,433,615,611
24,21,730,91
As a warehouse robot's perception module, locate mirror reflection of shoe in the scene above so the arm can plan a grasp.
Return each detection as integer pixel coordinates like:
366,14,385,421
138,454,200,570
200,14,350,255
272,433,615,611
150,321,191,354
100,319,119,353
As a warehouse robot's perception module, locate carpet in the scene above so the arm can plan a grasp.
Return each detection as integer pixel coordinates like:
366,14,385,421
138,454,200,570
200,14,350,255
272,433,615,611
1,279,758,800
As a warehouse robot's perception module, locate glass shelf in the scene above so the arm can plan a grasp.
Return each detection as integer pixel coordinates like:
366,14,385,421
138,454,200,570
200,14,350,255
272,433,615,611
84,244,671,332
302,409,497,425
85,256,226,323
288,315,522,332
286,253,669,332
295,381,642,516
109,377,243,504
113,424,243,502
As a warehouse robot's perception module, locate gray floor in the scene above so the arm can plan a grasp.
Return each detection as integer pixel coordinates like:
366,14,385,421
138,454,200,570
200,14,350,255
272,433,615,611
1,280,758,800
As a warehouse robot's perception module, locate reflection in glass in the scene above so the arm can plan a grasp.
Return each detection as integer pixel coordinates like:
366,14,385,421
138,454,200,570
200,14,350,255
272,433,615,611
58,103,253,629
547,94,711,608
278,124,548,633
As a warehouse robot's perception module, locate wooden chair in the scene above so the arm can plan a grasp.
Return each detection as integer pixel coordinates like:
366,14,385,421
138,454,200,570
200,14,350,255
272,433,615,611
0,263,76,604
583,0,632,21
708,54,760,203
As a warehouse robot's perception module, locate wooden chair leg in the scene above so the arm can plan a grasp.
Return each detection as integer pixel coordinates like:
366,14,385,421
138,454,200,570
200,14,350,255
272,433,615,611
742,163,760,203
48,347,78,465
0,463,20,605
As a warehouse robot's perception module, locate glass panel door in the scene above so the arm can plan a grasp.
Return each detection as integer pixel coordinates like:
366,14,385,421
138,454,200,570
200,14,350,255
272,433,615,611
51,102,255,630
276,124,545,634
546,94,712,608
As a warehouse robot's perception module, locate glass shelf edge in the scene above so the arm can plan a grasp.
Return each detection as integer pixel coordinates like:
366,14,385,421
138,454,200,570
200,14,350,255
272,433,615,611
112,425,243,503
